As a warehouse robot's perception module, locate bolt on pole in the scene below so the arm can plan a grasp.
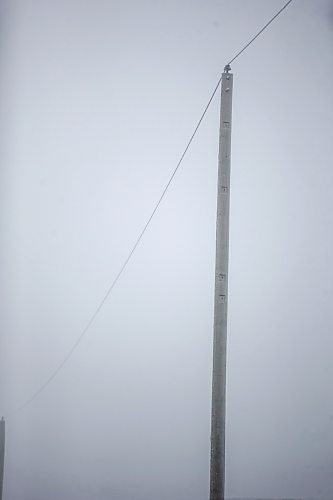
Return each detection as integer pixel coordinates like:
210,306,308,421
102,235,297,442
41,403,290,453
210,67,233,500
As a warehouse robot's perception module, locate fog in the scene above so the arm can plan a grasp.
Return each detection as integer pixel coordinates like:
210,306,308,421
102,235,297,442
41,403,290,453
1,1,333,499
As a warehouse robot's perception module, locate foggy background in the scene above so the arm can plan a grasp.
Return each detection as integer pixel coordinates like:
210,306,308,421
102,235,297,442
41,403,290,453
1,1,333,499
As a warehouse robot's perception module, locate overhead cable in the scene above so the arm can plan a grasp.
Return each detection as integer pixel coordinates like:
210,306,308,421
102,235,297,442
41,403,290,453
227,0,293,66
11,77,222,416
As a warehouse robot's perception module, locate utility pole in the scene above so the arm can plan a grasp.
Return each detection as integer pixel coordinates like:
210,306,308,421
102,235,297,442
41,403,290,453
210,65,233,500
0,417,5,500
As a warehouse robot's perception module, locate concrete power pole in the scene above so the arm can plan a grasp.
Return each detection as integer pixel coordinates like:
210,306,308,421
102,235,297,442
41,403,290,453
210,66,233,500
0,418,5,500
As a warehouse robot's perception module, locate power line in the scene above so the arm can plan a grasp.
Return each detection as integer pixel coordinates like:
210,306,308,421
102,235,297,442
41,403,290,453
11,77,222,416
227,0,293,66
10,0,294,417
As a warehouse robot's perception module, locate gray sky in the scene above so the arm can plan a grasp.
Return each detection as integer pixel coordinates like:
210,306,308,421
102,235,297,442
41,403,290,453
1,1,333,499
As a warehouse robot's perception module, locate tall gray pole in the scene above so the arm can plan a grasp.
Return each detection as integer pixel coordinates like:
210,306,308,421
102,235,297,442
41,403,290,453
210,66,233,500
0,417,5,500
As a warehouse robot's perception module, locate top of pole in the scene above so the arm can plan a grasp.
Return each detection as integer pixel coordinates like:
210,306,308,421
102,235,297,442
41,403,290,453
223,64,231,73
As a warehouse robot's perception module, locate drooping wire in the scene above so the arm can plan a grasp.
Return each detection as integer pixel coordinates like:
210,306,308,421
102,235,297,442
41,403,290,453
227,0,293,66
11,77,223,416
10,0,294,417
